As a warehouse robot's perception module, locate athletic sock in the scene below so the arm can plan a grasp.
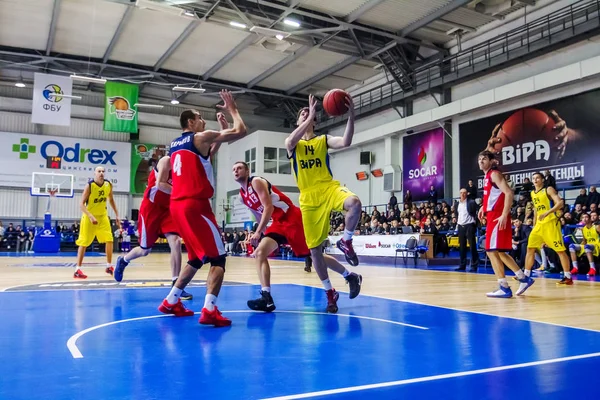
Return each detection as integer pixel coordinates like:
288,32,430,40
172,276,179,282
523,269,531,277
515,269,525,279
204,294,217,311
261,287,271,293
564,271,572,279
590,262,595,271
572,261,579,269
107,262,112,269
322,279,333,291
342,269,350,278
498,278,508,288
123,255,131,263
166,287,183,304
342,229,354,242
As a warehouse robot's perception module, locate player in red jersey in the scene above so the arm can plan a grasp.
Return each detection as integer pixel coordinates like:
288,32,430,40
232,161,312,312
478,150,534,298
158,90,247,327
112,156,193,299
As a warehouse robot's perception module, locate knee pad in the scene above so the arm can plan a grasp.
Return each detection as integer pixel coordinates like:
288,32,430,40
584,244,594,253
188,259,204,269
208,254,226,270
569,244,577,252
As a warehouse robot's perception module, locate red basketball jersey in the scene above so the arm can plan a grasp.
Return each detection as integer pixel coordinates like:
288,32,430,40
169,132,215,200
239,177,294,222
483,168,505,214
143,166,171,208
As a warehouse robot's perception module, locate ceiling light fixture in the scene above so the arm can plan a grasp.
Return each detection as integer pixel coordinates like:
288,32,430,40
134,103,164,109
283,18,300,28
275,34,285,41
70,74,107,84
170,99,180,105
15,81,26,88
172,86,206,93
183,10,195,17
229,21,247,29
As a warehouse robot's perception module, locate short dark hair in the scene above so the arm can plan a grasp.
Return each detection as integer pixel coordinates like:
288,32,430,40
180,109,199,130
478,150,496,160
233,161,249,170
532,171,544,180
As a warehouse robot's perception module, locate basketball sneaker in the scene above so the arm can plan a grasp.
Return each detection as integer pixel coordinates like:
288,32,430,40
105,266,114,276
247,290,276,312
304,256,312,273
515,276,535,296
336,238,359,266
345,272,362,299
588,268,596,277
556,277,574,286
74,269,87,279
486,285,513,298
114,256,128,282
158,299,194,317
570,266,578,275
199,306,232,327
326,288,339,313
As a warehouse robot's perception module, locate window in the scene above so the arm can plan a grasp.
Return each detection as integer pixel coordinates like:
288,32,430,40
264,147,291,175
245,148,256,173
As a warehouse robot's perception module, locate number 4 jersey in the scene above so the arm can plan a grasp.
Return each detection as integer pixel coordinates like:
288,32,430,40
169,132,216,200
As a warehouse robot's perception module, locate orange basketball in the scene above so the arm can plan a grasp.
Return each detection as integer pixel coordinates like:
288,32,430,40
323,89,349,116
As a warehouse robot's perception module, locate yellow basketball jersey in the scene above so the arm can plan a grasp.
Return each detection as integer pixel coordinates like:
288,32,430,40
290,135,333,191
531,188,556,224
86,180,111,216
582,225,599,244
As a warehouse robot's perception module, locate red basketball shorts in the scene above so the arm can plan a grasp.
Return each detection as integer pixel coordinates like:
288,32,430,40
265,206,310,257
170,198,225,262
485,211,512,252
138,199,178,249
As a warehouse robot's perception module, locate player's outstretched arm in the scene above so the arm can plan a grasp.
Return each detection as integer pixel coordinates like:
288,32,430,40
285,94,316,156
107,183,121,228
491,171,513,230
208,90,247,143
80,184,96,224
209,112,228,160
156,156,172,194
327,94,355,150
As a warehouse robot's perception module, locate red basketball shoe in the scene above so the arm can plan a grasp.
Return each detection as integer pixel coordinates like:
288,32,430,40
199,306,232,327
158,299,194,317
74,269,87,279
326,288,339,313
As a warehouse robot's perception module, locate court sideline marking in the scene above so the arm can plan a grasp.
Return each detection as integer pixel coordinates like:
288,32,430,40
66,309,428,358
260,351,600,400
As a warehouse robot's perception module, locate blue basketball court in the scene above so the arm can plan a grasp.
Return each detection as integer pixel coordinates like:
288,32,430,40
0,283,598,400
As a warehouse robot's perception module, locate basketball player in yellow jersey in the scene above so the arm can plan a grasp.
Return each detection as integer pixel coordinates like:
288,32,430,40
569,213,598,276
518,172,572,294
285,94,362,313
74,166,121,279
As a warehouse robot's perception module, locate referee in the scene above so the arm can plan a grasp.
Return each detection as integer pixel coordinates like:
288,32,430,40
455,188,480,272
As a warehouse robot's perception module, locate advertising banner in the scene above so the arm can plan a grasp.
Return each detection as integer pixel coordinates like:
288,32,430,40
130,143,169,194
326,234,421,257
226,194,256,225
31,73,73,126
459,90,600,189
403,127,445,201
104,82,139,133
1,132,131,192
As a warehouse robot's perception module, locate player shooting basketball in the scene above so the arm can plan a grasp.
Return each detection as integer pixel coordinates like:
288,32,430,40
74,166,120,279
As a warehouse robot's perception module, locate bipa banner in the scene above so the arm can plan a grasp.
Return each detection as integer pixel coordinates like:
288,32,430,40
0,132,131,192
31,73,73,126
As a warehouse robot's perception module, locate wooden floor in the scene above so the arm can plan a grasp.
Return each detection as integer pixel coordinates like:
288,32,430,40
1,253,599,331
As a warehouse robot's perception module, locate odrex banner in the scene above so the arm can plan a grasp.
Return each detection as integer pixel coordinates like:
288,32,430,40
1,132,131,192
402,128,445,201
459,89,600,189
31,73,73,126
104,81,139,133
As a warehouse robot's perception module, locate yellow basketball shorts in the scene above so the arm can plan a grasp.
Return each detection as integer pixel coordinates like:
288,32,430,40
299,182,356,249
527,219,565,252
76,214,113,247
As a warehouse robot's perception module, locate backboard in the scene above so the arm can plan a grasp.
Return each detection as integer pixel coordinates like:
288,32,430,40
31,172,75,198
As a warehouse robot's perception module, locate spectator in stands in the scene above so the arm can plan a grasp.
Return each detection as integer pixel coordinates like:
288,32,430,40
467,179,477,200
16,230,30,253
511,218,531,268
587,186,600,209
389,192,398,210
591,211,599,225
389,220,400,235
573,203,584,223
521,177,533,199
402,217,417,233
428,185,438,205
0,221,4,248
590,203,598,215
224,232,234,254
455,188,479,271
382,222,390,235
5,223,16,249
575,188,588,210
544,170,556,190
404,190,413,210
359,211,370,227
440,217,451,232
563,212,574,226
514,207,525,223
421,218,437,235
505,174,515,191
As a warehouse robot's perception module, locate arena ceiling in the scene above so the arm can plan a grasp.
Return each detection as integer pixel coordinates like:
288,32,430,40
0,0,543,121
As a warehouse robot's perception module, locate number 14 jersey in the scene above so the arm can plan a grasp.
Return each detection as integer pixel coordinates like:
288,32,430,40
290,135,334,191
169,132,216,200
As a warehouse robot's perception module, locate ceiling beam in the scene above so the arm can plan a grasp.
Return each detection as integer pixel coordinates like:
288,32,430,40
399,0,472,36
45,0,62,56
0,50,307,101
243,0,442,52
348,29,365,57
518,0,535,5
103,6,134,63
202,34,257,80
345,0,386,23
247,45,312,88
225,0,254,27
153,20,200,71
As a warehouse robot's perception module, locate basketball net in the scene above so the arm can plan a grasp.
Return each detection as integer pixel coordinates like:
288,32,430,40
46,189,57,214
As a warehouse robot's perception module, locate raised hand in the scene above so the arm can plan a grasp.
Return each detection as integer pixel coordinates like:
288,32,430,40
308,94,317,118
216,89,237,113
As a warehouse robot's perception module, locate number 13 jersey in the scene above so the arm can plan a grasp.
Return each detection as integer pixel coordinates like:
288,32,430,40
169,132,216,200
290,135,334,191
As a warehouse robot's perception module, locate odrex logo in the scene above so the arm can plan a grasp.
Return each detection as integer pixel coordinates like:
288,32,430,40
12,138,36,160
418,146,427,165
